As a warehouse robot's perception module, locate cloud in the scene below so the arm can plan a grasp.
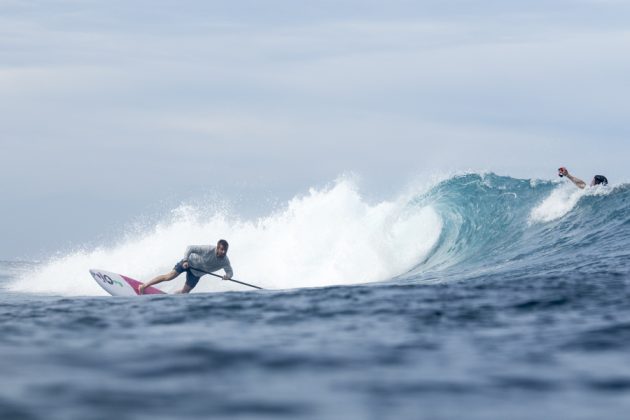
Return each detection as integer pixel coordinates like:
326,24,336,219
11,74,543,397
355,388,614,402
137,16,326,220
1,0,630,257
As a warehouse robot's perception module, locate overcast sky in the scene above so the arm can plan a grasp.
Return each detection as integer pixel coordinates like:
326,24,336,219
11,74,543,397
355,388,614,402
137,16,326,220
1,0,629,259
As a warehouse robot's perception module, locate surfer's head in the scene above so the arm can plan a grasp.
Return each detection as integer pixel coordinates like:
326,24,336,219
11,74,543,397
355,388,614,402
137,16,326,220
591,175,608,187
216,239,229,258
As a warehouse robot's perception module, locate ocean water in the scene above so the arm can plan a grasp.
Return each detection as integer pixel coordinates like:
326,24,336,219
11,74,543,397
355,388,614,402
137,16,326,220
2,173,630,420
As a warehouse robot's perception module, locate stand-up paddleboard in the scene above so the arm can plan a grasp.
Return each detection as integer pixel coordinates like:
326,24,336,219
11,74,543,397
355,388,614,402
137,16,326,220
90,269,166,296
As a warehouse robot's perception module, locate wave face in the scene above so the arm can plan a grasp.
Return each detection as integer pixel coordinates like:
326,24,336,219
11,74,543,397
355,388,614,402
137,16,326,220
409,173,630,284
8,173,630,295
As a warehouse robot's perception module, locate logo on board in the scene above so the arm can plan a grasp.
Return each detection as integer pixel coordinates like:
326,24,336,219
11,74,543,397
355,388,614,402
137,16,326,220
91,271,123,288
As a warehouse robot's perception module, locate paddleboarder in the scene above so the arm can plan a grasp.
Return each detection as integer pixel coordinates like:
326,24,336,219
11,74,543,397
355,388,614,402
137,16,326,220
138,239,233,294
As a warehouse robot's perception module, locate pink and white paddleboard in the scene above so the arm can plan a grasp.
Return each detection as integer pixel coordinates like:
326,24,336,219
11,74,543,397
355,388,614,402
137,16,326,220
90,269,166,296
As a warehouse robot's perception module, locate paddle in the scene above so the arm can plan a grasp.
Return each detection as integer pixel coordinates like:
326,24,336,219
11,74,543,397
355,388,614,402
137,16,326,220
189,265,264,290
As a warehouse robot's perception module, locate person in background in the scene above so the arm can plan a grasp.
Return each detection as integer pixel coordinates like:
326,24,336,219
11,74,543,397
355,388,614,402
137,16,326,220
558,167,608,189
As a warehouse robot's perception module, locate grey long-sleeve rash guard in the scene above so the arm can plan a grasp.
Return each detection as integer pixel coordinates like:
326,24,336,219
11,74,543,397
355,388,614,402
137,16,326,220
184,245,233,278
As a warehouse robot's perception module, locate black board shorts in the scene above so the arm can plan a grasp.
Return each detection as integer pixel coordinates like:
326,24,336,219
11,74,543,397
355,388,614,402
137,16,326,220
173,259,202,289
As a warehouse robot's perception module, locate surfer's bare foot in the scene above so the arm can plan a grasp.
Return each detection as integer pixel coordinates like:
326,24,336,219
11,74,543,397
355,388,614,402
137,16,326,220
138,284,145,295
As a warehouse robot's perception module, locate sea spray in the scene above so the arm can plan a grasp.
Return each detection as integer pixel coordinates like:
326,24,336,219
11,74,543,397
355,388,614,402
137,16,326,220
11,178,442,295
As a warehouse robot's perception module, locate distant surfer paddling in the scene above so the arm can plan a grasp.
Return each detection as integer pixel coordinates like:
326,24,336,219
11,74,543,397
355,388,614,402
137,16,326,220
138,239,233,294
558,167,608,189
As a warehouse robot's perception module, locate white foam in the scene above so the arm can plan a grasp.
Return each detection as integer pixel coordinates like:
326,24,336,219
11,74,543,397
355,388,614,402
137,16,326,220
529,184,584,223
529,183,612,223
10,178,442,295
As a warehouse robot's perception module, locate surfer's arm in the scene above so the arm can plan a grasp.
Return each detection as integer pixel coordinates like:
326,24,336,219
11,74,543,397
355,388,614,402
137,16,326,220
222,258,233,279
565,173,586,189
559,168,586,189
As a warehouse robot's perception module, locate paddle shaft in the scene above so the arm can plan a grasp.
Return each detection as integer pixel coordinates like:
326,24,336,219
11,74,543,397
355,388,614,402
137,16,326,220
189,266,263,290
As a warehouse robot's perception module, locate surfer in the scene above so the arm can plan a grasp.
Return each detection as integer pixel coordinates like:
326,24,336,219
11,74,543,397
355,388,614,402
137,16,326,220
138,239,233,294
558,167,608,189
